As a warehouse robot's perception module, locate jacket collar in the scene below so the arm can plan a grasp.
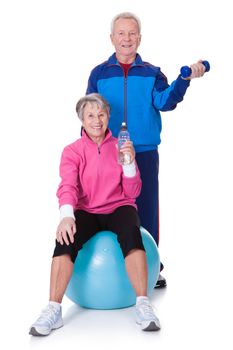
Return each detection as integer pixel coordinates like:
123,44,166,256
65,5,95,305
107,52,144,66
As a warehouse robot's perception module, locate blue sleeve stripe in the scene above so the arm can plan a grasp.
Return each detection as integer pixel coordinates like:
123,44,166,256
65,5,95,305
153,81,177,110
153,76,190,111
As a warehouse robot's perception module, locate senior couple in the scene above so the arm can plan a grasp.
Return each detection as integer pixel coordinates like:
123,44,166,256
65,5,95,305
29,12,206,336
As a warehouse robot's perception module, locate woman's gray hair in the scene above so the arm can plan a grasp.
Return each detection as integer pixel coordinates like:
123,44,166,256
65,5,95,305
111,12,141,34
76,93,110,121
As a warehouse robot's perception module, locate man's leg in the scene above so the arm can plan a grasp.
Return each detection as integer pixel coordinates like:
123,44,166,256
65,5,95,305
136,150,166,287
135,150,159,245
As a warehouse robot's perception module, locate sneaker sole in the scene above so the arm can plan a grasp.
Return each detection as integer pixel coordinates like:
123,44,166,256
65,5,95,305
141,321,161,332
29,321,63,336
29,327,49,336
136,319,161,332
154,280,167,289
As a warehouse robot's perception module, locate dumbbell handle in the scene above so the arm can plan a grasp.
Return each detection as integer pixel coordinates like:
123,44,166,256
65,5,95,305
180,60,210,78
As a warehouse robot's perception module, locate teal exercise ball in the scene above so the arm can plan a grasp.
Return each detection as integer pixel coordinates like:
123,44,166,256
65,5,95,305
65,227,160,309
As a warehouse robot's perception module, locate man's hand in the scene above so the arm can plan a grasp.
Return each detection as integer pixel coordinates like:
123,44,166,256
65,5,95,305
182,60,207,80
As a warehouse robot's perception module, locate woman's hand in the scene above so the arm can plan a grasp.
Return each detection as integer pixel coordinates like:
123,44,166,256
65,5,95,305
119,140,136,163
56,217,76,245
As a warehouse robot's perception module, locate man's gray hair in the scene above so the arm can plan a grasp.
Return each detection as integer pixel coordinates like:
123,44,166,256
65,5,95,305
111,12,141,34
76,93,110,121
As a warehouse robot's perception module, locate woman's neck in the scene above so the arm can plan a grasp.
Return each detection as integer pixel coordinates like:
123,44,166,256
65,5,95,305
90,135,104,146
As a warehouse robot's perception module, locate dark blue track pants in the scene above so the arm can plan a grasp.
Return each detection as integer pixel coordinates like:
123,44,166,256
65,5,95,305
136,150,159,246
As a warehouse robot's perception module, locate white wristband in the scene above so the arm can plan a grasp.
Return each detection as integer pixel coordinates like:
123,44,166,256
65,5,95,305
122,161,136,177
60,204,75,221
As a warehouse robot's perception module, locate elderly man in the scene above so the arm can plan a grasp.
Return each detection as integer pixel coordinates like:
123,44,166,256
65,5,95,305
86,12,207,288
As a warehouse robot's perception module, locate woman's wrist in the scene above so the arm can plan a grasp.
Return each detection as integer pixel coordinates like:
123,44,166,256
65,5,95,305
60,204,75,221
122,161,136,177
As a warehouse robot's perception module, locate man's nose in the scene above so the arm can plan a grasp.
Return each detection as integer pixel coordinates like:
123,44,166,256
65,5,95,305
123,33,131,40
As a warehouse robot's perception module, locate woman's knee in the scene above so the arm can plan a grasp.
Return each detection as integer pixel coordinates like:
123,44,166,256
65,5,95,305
124,248,145,258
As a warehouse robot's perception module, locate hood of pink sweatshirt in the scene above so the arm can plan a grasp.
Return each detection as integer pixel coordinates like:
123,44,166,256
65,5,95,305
56,129,141,214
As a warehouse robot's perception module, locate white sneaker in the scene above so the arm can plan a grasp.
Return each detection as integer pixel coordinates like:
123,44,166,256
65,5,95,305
29,304,63,336
135,298,161,331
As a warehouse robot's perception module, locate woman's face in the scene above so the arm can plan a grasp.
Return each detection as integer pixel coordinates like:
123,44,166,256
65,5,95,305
82,102,109,144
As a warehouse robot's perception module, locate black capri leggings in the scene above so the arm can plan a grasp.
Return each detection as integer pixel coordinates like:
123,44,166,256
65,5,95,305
53,205,145,263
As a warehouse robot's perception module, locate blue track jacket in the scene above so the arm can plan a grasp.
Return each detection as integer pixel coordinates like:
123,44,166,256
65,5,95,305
86,53,190,152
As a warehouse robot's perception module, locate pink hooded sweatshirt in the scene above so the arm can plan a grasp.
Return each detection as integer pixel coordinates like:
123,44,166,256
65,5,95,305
56,130,142,214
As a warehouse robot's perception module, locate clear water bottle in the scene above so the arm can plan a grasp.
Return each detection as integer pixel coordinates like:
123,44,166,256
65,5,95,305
118,122,131,165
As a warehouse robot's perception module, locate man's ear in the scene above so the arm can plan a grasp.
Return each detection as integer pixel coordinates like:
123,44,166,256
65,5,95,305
110,33,114,45
138,34,142,45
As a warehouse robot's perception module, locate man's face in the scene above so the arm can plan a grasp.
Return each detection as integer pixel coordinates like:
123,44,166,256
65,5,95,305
110,18,141,62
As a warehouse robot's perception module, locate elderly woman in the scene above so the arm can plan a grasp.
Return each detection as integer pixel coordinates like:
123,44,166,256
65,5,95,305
29,93,160,336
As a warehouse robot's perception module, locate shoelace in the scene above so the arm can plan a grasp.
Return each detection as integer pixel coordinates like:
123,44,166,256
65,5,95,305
138,302,156,319
37,305,59,326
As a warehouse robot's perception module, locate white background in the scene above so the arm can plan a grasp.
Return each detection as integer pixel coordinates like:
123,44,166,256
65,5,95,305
0,0,232,349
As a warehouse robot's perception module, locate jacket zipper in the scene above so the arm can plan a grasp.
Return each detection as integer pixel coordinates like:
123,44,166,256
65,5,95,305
108,62,143,126
108,63,128,125
124,75,127,124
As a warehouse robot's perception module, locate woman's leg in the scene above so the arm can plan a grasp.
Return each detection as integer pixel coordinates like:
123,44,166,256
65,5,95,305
49,254,74,303
29,254,73,336
125,249,148,296
107,206,161,331
107,206,147,295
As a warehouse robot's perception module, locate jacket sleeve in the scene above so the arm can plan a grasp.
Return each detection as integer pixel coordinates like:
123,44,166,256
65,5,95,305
56,146,79,209
153,71,191,111
86,66,99,94
121,163,142,199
